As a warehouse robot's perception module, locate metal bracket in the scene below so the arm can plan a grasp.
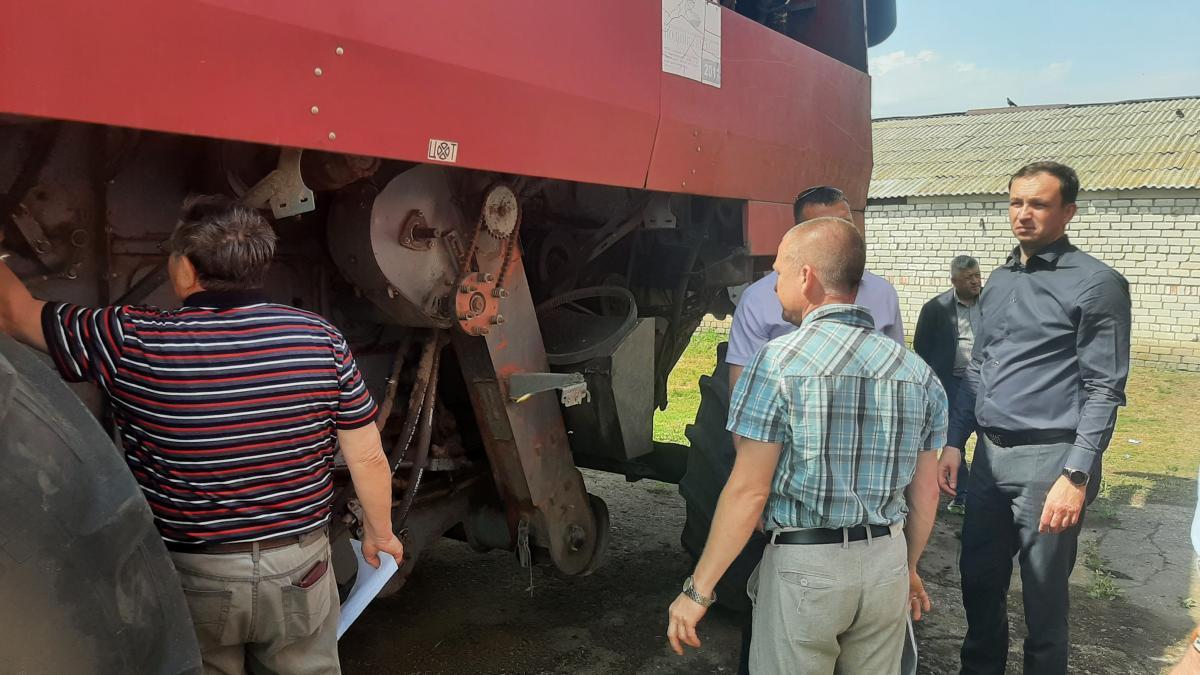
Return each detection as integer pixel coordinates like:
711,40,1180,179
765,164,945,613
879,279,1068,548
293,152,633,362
507,372,591,407
398,209,437,251
240,147,316,218
9,204,61,270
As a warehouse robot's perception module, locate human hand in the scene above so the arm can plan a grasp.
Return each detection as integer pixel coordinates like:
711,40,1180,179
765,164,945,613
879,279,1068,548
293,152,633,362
937,446,962,497
1038,475,1086,534
362,531,404,568
666,592,708,655
908,569,932,621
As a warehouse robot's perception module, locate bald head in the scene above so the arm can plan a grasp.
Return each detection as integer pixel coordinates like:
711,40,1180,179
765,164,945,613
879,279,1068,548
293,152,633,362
778,217,866,297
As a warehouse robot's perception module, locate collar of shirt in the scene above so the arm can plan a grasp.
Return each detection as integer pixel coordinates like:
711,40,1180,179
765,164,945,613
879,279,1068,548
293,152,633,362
1004,235,1075,269
800,303,874,331
182,289,270,309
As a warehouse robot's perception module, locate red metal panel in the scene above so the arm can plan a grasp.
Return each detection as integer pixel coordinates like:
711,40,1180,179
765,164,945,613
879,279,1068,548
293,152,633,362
649,9,873,206
0,1,872,206
0,0,661,190
744,200,794,257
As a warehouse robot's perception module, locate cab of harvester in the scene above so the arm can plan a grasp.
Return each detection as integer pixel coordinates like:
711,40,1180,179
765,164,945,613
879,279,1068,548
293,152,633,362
0,1,893,671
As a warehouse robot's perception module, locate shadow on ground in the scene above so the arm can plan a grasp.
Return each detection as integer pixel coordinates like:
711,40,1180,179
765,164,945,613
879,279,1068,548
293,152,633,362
340,471,1197,674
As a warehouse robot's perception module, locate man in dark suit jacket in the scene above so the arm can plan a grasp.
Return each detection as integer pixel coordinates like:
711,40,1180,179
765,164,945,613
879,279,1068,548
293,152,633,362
913,255,981,512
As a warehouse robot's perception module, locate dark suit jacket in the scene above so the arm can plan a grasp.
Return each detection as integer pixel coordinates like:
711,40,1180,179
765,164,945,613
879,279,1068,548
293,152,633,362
912,289,962,386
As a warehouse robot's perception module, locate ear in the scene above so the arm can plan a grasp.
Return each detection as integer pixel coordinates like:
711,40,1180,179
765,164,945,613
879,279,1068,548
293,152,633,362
168,254,201,298
799,264,817,295
179,255,199,287
1063,202,1078,222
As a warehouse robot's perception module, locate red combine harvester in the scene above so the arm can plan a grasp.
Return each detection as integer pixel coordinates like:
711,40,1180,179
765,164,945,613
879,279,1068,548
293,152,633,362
0,1,893,671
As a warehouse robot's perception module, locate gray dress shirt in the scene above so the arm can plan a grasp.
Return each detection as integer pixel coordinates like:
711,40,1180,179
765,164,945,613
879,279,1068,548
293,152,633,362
952,297,980,376
947,236,1131,472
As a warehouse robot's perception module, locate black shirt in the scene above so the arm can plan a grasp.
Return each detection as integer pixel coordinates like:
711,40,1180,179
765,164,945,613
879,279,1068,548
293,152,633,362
947,236,1131,472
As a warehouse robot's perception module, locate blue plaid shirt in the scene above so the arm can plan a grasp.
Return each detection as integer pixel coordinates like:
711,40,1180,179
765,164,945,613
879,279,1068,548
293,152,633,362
727,304,947,529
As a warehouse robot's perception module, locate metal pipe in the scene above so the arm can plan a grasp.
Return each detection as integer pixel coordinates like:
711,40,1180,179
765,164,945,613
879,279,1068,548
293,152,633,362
385,331,439,470
396,339,441,528
375,333,413,428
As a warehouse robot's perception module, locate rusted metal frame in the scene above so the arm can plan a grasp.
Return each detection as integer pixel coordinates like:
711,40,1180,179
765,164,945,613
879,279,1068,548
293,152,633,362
450,249,600,576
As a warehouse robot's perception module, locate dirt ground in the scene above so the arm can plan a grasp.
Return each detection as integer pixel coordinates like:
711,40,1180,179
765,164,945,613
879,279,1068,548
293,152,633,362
339,470,1199,674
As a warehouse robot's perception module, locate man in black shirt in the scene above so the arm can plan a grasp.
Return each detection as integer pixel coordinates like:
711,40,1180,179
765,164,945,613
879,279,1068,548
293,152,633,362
939,161,1131,674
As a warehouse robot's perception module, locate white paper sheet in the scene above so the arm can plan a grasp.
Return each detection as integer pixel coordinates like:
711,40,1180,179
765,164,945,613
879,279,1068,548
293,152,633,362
336,539,400,639
661,0,722,88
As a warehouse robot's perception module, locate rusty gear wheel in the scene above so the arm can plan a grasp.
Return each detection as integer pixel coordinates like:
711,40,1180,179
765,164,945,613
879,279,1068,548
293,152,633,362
482,184,519,239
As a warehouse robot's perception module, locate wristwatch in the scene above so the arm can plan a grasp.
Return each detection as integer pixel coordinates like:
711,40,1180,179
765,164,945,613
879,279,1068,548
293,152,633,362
1062,467,1089,487
682,575,716,608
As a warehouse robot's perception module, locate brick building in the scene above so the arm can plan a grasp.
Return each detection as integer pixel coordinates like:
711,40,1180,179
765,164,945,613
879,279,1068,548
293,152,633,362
866,97,1200,370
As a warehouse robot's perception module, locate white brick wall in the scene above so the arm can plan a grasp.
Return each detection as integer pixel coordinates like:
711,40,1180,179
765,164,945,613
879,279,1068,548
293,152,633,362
865,190,1200,371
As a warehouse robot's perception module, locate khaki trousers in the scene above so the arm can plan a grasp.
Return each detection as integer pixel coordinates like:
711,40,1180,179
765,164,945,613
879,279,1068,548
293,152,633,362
748,524,909,675
169,530,341,675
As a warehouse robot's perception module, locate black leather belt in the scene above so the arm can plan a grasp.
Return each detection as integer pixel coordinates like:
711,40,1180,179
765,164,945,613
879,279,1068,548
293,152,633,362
165,528,325,555
771,524,893,545
982,428,1075,448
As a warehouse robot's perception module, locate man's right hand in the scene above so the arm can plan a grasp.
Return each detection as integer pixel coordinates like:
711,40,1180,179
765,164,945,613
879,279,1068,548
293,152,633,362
937,446,962,497
362,531,405,569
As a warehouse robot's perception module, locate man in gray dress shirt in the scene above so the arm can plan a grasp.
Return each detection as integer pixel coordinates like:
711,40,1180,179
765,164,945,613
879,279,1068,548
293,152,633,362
939,161,1131,674
914,255,982,513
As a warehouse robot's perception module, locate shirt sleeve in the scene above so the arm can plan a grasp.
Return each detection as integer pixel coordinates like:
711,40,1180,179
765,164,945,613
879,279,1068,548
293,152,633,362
40,302,129,389
884,284,905,345
1065,269,1131,472
922,370,949,453
726,344,788,443
331,333,379,430
726,285,770,367
947,324,982,449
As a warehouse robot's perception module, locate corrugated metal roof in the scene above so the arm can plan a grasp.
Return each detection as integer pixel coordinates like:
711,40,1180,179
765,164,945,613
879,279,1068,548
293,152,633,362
870,97,1200,198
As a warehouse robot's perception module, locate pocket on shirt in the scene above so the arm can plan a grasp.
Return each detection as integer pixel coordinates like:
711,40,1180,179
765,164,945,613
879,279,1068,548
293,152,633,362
281,554,334,641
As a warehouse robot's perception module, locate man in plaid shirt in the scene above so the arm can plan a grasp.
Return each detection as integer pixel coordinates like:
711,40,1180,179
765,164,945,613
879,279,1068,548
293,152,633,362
666,217,945,673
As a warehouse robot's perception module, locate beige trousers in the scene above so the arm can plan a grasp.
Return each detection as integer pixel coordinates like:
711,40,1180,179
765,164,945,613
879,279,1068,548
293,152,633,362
168,530,341,675
748,524,909,675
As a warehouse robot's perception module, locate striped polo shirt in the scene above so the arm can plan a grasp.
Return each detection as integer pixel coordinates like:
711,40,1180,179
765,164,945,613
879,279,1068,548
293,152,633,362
727,304,947,530
41,290,378,544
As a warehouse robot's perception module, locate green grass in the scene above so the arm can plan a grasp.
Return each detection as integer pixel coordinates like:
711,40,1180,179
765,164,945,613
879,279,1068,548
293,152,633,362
653,331,723,445
1101,368,1200,506
653,332,1200,508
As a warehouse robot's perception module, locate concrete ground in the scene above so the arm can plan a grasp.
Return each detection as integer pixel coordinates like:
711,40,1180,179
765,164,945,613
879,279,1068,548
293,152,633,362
339,470,1199,674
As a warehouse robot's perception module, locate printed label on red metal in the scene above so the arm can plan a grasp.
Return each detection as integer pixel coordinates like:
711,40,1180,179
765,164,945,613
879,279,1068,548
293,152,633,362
661,0,722,88
427,139,459,163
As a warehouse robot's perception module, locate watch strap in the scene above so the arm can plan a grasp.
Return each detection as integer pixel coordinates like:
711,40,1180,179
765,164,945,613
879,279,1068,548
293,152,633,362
682,575,716,608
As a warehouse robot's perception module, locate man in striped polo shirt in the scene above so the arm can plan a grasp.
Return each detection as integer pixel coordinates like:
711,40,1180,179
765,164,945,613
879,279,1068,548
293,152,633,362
0,196,404,673
666,217,944,673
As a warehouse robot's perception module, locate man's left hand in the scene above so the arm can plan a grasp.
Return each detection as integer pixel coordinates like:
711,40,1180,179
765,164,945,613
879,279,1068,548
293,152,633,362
1038,475,1086,534
666,592,707,655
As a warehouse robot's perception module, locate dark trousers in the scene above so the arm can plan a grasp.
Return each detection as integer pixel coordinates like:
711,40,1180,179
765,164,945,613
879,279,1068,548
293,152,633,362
944,375,970,500
959,437,1083,675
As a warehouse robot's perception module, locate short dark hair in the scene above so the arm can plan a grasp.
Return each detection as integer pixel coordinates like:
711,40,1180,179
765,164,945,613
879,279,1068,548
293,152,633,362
793,186,846,223
1008,161,1080,205
167,195,277,291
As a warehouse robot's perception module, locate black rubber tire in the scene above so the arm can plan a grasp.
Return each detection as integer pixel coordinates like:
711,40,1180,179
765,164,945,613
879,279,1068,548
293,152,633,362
677,342,767,613
0,336,201,674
